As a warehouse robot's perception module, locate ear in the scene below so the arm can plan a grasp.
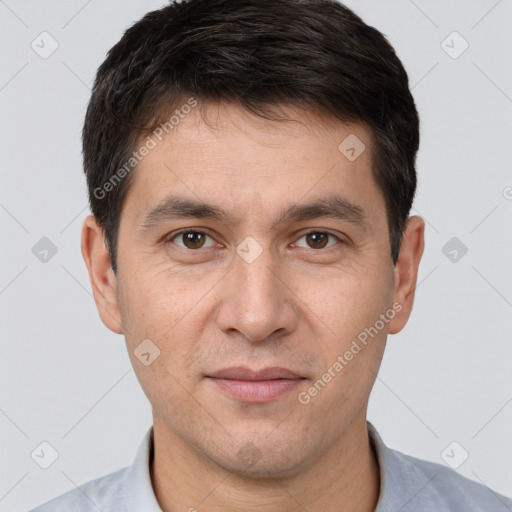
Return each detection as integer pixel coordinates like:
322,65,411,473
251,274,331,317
388,216,425,335
81,215,124,334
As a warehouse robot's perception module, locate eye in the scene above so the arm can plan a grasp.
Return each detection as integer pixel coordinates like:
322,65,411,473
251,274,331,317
293,231,340,250
169,230,217,250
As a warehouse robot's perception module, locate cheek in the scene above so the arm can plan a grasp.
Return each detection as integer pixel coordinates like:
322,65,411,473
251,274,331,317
297,267,392,415
295,260,395,344
292,261,393,400
117,264,225,378
119,264,199,336
117,267,212,410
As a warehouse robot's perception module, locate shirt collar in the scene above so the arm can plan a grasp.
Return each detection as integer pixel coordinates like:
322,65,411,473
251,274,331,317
120,426,162,511
368,421,445,511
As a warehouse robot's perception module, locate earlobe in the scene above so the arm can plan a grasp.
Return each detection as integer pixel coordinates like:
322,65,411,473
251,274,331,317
81,215,124,334
388,216,425,335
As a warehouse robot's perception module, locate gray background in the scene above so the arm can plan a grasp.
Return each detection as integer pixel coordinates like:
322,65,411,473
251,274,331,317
1,0,511,510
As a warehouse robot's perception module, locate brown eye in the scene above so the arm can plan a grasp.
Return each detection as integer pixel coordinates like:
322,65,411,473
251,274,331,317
294,231,339,250
305,232,329,249
172,231,214,250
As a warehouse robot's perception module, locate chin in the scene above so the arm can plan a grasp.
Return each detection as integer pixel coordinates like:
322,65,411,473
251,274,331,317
220,457,305,480
203,438,313,480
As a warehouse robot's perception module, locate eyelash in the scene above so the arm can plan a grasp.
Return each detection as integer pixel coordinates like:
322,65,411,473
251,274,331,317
165,229,343,252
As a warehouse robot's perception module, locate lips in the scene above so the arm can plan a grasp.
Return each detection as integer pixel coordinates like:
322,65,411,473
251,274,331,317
206,366,305,402
208,366,303,381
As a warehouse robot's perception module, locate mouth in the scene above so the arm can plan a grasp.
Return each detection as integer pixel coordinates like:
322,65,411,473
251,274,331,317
206,366,306,402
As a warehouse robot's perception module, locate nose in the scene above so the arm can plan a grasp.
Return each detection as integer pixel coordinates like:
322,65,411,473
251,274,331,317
215,245,299,344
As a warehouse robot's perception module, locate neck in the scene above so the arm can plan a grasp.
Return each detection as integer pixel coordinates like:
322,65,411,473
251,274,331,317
150,410,380,512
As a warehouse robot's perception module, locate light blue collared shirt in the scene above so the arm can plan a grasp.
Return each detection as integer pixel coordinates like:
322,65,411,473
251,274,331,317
29,422,512,511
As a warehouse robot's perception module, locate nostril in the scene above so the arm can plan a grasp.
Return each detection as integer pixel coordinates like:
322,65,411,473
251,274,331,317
248,327,285,343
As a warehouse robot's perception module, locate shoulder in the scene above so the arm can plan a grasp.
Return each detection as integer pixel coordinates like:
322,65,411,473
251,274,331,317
382,445,512,511
401,450,512,511
29,426,159,512
28,467,129,512
368,423,512,512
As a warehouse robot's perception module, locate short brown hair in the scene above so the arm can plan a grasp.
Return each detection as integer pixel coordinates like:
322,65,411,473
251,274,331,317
83,0,419,272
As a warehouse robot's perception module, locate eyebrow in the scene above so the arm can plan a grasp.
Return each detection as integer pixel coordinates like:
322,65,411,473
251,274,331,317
139,195,367,230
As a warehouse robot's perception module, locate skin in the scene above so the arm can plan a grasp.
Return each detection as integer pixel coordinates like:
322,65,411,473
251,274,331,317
82,102,424,512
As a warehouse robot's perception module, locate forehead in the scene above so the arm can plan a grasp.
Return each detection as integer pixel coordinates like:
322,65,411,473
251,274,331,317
122,102,386,226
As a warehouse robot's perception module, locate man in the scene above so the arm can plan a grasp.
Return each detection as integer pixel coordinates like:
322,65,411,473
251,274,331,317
30,0,512,510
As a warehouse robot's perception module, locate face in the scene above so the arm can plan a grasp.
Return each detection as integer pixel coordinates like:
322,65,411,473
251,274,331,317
83,101,423,478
